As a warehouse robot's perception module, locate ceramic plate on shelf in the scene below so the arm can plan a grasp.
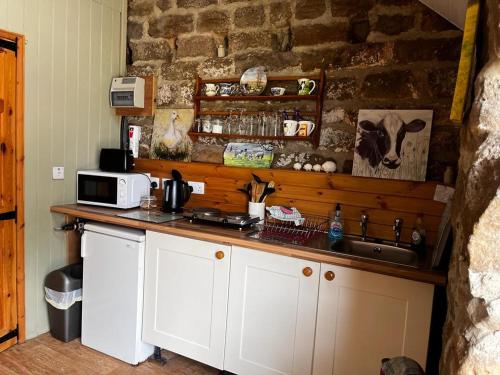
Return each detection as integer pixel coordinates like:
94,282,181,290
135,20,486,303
240,66,267,96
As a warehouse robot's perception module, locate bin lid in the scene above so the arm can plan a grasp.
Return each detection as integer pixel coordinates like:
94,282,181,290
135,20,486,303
84,222,145,242
45,263,83,292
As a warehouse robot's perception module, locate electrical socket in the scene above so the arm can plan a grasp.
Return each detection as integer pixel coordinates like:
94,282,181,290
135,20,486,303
188,181,205,195
52,166,64,180
159,178,204,194
150,177,160,189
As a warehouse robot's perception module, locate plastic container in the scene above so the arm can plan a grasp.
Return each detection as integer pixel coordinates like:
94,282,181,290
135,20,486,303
140,195,158,210
44,263,83,342
328,203,344,241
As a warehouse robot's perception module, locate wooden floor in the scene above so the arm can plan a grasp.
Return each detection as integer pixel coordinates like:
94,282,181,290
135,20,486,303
0,334,219,374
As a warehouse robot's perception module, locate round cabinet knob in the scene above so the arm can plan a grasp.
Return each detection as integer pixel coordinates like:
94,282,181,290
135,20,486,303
303,267,313,277
324,271,335,281
215,251,225,260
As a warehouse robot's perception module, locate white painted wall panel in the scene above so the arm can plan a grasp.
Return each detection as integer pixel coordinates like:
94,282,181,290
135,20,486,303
0,0,126,339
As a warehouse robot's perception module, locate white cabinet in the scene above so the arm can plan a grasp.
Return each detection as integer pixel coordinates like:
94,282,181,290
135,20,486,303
142,231,231,369
313,264,434,375
224,246,320,375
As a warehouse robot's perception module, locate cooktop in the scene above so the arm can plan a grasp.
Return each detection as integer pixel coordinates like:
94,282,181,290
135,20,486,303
183,207,260,229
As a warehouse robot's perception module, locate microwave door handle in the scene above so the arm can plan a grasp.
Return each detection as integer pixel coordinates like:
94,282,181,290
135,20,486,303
165,186,170,202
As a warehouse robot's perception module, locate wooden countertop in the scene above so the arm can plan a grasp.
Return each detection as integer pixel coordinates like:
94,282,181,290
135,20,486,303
50,204,447,285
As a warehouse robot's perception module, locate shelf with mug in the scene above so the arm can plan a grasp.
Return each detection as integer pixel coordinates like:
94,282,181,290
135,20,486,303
187,131,315,143
193,94,319,101
198,110,317,117
192,69,325,148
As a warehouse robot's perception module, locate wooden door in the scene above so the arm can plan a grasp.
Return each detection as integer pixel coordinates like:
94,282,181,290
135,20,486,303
142,231,231,369
313,264,434,375
224,246,320,375
0,46,18,352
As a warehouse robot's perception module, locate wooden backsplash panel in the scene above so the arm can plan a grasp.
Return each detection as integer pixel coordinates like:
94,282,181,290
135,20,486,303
135,159,445,245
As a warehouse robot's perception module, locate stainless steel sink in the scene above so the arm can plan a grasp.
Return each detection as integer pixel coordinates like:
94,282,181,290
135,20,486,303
327,236,419,267
247,229,420,268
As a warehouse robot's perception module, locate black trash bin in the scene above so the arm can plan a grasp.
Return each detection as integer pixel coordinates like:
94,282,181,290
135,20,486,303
44,263,83,342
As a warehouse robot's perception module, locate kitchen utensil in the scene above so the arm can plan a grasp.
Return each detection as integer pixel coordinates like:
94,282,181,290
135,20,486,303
259,187,276,202
252,173,263,183
162,169,193,213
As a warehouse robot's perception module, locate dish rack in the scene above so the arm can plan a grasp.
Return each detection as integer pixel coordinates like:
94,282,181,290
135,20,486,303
257,213,329,245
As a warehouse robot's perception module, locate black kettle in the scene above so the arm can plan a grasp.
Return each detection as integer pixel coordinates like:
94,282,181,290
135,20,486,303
162,169,193,213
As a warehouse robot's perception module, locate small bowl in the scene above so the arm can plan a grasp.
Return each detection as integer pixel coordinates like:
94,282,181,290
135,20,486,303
271,87,286,96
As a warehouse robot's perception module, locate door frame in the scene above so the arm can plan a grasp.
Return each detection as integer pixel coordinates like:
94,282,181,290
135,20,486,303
0,28,25,344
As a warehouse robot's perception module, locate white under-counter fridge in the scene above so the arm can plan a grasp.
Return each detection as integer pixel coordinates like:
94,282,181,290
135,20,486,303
81,222,154,365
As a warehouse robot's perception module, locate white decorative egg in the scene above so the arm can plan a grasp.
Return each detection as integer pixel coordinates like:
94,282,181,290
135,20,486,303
303,163,313,171
312,164,322,172
293,162,302,171
322,161,337,173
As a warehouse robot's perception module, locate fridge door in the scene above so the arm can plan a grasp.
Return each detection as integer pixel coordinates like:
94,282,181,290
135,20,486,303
81,227,153,364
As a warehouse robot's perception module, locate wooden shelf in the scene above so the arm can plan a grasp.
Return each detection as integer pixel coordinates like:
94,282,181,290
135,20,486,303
200,74,323,84
194,94,318,101
198,110,317,117
192,70,325,148
188,131,315,143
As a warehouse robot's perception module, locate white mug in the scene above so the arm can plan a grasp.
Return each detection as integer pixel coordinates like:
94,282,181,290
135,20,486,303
298,120,316,136
283,120,299,136
205,83,219,97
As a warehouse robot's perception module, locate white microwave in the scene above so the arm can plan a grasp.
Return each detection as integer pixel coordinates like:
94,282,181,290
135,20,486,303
77,170,150,209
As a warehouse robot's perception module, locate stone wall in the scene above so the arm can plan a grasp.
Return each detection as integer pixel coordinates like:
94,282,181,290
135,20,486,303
440,0,500,373
127,0,462,180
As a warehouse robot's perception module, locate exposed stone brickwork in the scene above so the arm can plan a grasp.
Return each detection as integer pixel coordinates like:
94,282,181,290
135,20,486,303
441,1,500,373
127,0,462,178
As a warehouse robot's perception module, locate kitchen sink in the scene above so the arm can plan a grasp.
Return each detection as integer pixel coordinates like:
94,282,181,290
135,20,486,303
249,230,420,268
327,236,419,267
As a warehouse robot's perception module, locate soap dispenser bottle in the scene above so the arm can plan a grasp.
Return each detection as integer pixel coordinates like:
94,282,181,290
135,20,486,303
328,203,344,241
411,218,426,253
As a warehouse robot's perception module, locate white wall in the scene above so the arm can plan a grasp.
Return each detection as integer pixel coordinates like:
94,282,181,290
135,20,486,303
0,0,127,339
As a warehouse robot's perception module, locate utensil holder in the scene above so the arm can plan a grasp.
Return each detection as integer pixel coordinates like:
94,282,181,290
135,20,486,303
248,202,265,223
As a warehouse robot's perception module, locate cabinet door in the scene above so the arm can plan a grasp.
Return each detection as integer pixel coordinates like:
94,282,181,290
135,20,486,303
142,231,231,369
313,264,434,375
225,246,320,375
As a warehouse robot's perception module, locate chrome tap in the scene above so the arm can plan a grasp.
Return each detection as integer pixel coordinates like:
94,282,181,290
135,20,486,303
360,214,369,241
393,218,403,247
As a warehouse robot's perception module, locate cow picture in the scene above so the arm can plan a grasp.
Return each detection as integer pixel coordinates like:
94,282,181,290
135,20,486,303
352,110,433,181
